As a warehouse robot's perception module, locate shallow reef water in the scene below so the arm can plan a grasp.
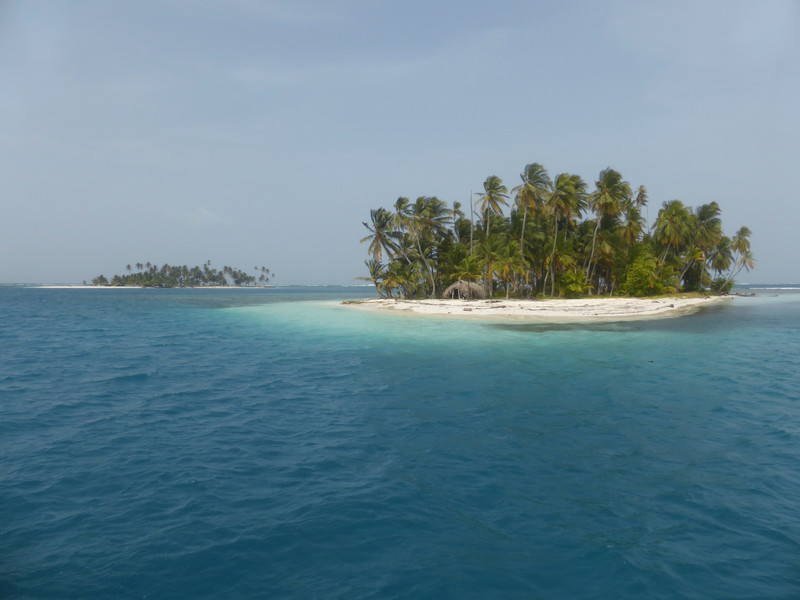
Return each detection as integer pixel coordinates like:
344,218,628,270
1,286,799,599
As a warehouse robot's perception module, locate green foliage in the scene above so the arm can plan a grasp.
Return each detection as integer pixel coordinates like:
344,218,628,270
559,269,591,298
359,162,753,299
621,253,678,296
92,262,271,287
711,276,734,294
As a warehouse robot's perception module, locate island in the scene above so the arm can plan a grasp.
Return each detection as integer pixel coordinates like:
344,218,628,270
91,262,271,288
357,163,754,302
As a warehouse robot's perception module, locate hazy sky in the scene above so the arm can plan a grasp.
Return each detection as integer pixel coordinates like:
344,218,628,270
2,0,799,284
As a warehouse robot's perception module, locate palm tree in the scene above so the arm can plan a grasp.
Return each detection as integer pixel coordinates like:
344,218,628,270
455,254,483,283
585,168,630,283
476,233,505,297
621,205,645,247
404,196,450,297
475,175,509,240
634,185,649,230
513,163,551,250
731,226,752,256
653,200,693,269
686,202,722,289
724,227,754,288
356,259,387,297
544,173,587,296
452,201,464,230
360,208,397,263
709,235,733,276
492,240,526,299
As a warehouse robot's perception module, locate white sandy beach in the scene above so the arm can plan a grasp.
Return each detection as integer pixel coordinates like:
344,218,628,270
345,295,732,322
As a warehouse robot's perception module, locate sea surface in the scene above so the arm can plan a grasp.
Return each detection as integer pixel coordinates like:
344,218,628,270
1,285,799,599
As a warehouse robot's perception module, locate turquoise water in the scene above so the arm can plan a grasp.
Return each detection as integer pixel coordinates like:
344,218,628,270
1,286,799,599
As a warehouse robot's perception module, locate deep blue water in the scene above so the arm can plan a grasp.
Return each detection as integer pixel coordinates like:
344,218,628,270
1,285,799,599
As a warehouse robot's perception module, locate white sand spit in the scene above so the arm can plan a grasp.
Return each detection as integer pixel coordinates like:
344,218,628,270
344,296,732,322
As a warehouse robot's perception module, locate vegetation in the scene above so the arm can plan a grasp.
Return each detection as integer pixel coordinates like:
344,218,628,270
92,261,271,287
359,163,753,299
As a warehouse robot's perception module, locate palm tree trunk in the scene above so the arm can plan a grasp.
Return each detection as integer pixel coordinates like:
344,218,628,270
469,192,474,255
519,204,528,250
548,218,560,297
415,239,437,298
585,210,603,285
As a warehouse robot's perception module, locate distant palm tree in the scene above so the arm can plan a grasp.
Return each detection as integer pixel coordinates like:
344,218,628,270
356,259,387,297
408,196,449,297
586,168,630,282
634,185,649,230
360,207,397,263
455,254,483,283
492,240,526,299
545,173,587,296
621,205,645,246
724,226,754,287
475,175,509,240
476,233,505,296
513,163,550,250
654,200,692,268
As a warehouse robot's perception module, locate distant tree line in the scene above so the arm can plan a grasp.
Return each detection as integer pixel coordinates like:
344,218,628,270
360,163,754,299
91,261,271,287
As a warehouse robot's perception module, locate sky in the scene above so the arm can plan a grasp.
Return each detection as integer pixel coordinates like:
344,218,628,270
1,0,799,285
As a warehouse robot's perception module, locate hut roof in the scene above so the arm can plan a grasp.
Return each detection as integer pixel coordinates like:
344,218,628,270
443,280,486,300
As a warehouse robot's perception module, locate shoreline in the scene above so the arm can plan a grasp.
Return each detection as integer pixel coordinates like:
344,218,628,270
343,295,733,322
34,285,274,290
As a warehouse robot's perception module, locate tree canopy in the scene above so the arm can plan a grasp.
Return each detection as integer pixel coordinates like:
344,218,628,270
359,162,753,299
92,262,271,287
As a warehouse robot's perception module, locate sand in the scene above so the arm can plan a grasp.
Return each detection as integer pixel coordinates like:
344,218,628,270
344,295,732,322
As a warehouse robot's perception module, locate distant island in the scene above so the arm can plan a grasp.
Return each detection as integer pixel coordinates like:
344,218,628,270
91,262,271,288
359,163,754,299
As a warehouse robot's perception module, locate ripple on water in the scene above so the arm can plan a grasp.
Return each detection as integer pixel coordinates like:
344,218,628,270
1,288,800,598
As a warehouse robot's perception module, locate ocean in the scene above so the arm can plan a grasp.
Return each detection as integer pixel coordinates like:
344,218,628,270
1,285,799,599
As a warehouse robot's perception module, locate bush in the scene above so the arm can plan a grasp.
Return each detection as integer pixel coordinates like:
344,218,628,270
559,269,591,298
711,276,734,294
622,254,664,296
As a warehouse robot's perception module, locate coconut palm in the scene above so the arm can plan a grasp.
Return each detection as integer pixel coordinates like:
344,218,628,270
360,207,397,263
621,205,645,246
724,227,754,288
709,235,733,276
475,175,509,239
513,163,551,250
476,233,506,297
407,196,450,297
586,168,630,283
687,202,722,289
634,185,649,229
356,259,387,297
653,200,693,268
544,173,587,296
731,226,752,255
492,240,526,299
455,254,483,283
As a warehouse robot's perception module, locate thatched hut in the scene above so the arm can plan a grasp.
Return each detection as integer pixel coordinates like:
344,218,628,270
443,280,486,300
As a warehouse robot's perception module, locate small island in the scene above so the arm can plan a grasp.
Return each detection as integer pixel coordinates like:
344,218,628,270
358,163,754,301
91,262,271,288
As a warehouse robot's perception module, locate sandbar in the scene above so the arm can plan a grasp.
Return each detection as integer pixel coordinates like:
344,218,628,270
344,295,732,322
